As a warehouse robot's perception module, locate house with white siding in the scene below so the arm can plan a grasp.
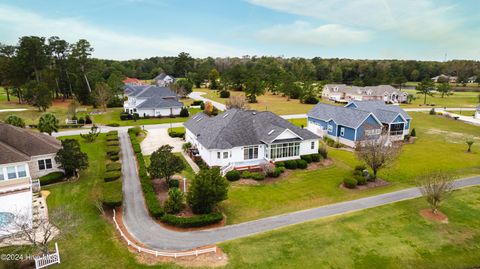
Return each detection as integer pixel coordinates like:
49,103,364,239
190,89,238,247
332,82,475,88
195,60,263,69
184,109,320,173
321,84,408,103
123,85,184,117
0,123,62,236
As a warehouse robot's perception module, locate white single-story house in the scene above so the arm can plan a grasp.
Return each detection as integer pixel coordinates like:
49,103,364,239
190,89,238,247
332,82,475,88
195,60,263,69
123,85,184,117
0,123,62,236
184,109,320,174
431,74,458,83
321,84,408,104
307,100,411,148
154,73,175,87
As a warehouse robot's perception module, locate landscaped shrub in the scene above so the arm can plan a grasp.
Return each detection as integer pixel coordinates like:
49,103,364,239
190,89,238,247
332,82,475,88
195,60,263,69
101,180,123,208
275,161,285,168
296,159,308,169
109,154,119,161
410,128,416,137
106,135,118,142
219,90,230,98
179,107,189,117
104,171,121,182
300,155,312,163
85,115,92,124
356,175,367,185
168,127,185,138
276,167,286,174
163,187,183,214
107,96,123,108
311,153,321,162
225,170,241,181
318,145,328,159
354,164,367,172
160,212,223,228
241,171,251,179
106,162,121,172
168,179,180,189
78,117,85,124
107,130,118,135
323,136,335,147
106,123,120,127
429,108,436,115
107,146,120,156
107,140,119,146
302,96,319,104
120,112,132,121
266,168,281,178
39,172,65,186
192,100,204,106
194,158,209,170
132,143,142,154
129,127,142,136
284,160,298,170
343,177,358,189
251,172,265,181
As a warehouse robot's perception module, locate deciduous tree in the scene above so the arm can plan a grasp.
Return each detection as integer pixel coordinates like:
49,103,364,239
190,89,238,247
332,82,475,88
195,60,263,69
355,135,401,179
417,171,454,214
148,145,185,183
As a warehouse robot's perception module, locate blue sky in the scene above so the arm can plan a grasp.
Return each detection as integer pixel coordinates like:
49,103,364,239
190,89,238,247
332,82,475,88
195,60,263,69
0,0,479,61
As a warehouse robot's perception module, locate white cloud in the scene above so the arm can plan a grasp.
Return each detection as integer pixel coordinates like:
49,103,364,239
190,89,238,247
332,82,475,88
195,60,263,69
247,0,463,42
0,4,248,60
257,21,372,46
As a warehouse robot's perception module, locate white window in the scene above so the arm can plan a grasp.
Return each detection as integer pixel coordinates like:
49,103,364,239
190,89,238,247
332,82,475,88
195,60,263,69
16,165,27,178
340,127,345,137
217,152,221,159
311,141,315,149
0,170,4,181
223,152,228,159
38,159,53,170
7,167,16,179
243,146,259,160
365,129,381,136
327,125,333,132
270,142,300,159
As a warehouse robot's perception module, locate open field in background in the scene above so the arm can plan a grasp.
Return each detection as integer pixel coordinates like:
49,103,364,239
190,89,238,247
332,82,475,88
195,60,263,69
222,186,480,269
401,89,479,108
223,111,480,223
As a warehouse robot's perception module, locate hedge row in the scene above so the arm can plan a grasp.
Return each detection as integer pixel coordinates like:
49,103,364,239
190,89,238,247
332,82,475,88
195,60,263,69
102,180,123,208
160,212,223,228
29,124,85,129
107,146,120,156
106,162,121,172
39,171,66,186
104,171,121,182
101,131,123,208
276,159,308,170
168,127,185,138
128,128,164,218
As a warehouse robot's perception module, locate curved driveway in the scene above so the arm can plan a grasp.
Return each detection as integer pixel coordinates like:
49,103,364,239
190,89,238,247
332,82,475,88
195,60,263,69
119,131,480,251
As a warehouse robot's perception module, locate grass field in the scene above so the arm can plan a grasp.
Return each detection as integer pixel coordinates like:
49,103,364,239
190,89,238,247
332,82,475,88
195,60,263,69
221,186,480,269
222,112,480,224
401,89,479,108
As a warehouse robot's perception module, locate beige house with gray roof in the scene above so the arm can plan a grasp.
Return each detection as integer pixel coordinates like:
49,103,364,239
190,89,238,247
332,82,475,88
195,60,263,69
322,84,408,104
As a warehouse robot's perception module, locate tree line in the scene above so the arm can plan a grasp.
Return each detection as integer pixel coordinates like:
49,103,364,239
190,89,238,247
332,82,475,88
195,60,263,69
2,35,480,107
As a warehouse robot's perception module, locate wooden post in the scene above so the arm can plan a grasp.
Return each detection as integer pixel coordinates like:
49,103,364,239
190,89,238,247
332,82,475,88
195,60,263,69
55,243,60,264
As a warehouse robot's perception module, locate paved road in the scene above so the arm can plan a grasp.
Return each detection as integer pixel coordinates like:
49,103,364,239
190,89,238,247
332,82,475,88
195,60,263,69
188,92,226,111
120,132,480,250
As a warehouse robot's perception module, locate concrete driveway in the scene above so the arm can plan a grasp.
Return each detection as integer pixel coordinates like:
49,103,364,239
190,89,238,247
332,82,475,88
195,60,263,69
140,128,183,155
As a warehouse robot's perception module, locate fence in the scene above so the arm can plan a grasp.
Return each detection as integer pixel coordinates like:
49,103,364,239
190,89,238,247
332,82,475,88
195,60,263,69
112,209,217,258
34,243,60,269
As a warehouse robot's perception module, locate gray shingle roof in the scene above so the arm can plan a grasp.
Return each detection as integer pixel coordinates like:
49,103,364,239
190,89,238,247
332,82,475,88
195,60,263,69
184,109,319,150
154,73,174,81
307,103,377,129
135,86,177,98
0,123,61,165
136,96,183,109
348,100,412,120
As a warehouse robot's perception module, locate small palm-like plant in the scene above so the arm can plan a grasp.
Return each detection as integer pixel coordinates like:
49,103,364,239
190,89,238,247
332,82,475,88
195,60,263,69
466,138,475,152
38,112,59,135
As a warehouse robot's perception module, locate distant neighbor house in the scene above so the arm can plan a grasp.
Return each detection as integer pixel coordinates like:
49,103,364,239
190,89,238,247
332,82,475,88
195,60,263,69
307,100,411,147
184,109,319,174
321,84,408,103
123,85,184,117
154,73,175,87
0,123,62,236
431,74,458,83
123,77,145,86
468,76,478,84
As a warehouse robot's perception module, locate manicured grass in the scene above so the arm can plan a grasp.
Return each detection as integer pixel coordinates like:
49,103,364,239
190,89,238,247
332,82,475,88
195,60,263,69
446,110,476,117
401,89,480,108
0,87,26,109
221,186,480,269
223,111,480,224
195,88,317,115
288,118,307,127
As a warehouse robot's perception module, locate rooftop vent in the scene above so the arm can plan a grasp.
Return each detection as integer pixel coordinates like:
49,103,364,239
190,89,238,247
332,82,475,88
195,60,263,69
223,113,229,118
268,130,275,135
252,112,256,115
196,118,203,122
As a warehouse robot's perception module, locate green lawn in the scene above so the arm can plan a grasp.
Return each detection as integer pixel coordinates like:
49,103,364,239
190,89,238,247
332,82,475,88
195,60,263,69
222,111,480,224
0,87,27,109
288,118,307,127
401,89,480,108
221,186,480,269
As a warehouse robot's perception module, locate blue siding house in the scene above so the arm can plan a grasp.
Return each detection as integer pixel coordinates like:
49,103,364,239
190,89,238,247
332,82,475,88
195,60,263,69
307,100,411,147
